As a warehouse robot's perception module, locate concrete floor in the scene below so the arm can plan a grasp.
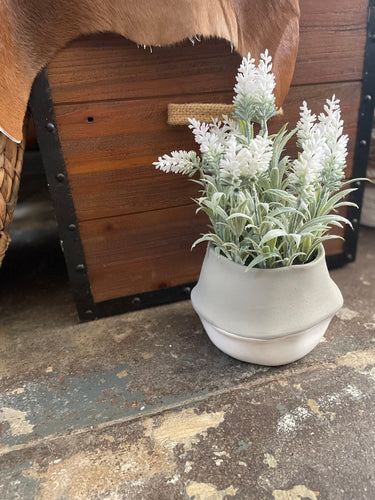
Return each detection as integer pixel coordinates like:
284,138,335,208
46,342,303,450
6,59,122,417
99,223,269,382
0,228,374,499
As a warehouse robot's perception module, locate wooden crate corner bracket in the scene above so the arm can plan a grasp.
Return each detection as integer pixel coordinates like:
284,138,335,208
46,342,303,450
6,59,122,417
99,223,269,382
343,0,375,265
29,70,96,321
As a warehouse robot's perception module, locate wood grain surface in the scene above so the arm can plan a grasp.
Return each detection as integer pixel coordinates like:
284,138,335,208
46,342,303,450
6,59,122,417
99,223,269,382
54,81,360,223
47,0,367,105
79,205,207,302
293,0,367,85
44,0,368,302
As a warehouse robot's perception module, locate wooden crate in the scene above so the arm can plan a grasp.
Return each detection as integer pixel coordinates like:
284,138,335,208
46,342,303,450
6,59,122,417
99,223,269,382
361,114,375,226
30,0,372,320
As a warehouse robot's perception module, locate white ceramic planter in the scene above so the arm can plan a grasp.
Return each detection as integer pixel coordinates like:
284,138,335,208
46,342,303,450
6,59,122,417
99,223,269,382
191,245,343,366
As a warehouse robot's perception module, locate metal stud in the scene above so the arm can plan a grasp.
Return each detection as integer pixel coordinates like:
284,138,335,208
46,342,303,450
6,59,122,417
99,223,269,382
132,296,141,306
76,263,86,272
56,173,65,182
46,122,55,132
364,94,372,102
68,224,77,231
360,139,367,147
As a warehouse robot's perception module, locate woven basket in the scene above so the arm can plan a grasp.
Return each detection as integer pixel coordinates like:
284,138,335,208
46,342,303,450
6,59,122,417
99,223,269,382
0,131,25,265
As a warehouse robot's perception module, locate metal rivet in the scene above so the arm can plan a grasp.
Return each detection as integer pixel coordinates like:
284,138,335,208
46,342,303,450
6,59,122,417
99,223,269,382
364,94,372,102
76,264,86,272
85,310,93,316
353,218,358,224
46,122,55,132
347,254,353,260
369,33,375,42
132,296,141,306
360,139,367,147
183,286,191,294
68,224,76,231
56,173,65,182
355,181,361,187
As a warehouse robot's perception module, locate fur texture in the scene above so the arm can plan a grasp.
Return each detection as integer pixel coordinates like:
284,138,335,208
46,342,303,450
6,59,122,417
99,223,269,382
0,0,300,142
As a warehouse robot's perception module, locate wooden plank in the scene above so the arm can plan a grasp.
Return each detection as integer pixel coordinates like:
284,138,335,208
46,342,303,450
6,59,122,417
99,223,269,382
324,226,345,256
298,0,367,31
79,205,207,303
292,0,367,85
80,202,346,303
54,81,361,222
46,0,367,106
48,37,241,105
57,92,232,221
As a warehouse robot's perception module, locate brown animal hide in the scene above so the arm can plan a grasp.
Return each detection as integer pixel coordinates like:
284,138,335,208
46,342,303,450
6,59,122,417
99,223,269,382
1,0,300,143
0,0,299,264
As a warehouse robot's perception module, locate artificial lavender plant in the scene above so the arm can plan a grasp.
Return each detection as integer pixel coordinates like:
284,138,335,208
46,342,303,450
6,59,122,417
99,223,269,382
153,50,359,268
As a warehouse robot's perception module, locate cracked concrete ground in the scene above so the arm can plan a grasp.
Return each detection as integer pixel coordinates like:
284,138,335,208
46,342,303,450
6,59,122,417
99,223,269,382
0,227,374,499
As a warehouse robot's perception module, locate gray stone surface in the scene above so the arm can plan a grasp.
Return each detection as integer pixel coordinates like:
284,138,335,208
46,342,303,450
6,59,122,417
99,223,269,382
0,228,374,499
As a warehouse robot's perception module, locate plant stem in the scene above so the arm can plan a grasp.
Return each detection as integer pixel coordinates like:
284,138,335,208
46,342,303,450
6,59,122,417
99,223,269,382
287,196,302,261
314,186,327,218
246,122,251,144
251,183,266,268
251,183,260,228
260,119,268,137
291,197,302,234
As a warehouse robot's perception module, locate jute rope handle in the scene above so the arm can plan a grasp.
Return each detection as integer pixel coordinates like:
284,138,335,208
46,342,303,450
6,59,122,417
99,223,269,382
168,103,283,125
0,130,25,265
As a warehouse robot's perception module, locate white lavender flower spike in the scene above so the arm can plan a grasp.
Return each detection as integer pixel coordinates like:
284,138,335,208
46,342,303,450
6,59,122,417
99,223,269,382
154,50,362,269
153,150,198,175
233,50,277,128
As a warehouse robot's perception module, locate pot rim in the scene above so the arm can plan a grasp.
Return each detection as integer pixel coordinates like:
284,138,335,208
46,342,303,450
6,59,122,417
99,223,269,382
208,244,325,273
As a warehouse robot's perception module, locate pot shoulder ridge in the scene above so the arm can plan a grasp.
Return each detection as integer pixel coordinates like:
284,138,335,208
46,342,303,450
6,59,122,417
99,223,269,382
191,245,343,339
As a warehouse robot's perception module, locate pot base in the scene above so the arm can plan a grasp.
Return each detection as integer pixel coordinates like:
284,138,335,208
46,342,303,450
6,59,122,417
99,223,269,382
199,316,333,366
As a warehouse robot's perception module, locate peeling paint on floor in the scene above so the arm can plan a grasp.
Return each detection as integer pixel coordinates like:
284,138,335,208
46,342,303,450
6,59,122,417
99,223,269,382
8,387,25,395
272,485,318,500
144,407,225,452
0,408,34,436
24,436,176,500
0,368,145,447
276,384,367,437
277,407,310,435
185,481,237,500
264,453,278,468
336,349,375,371
336,307,360,321
116,369,128,379
0,228,375,498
